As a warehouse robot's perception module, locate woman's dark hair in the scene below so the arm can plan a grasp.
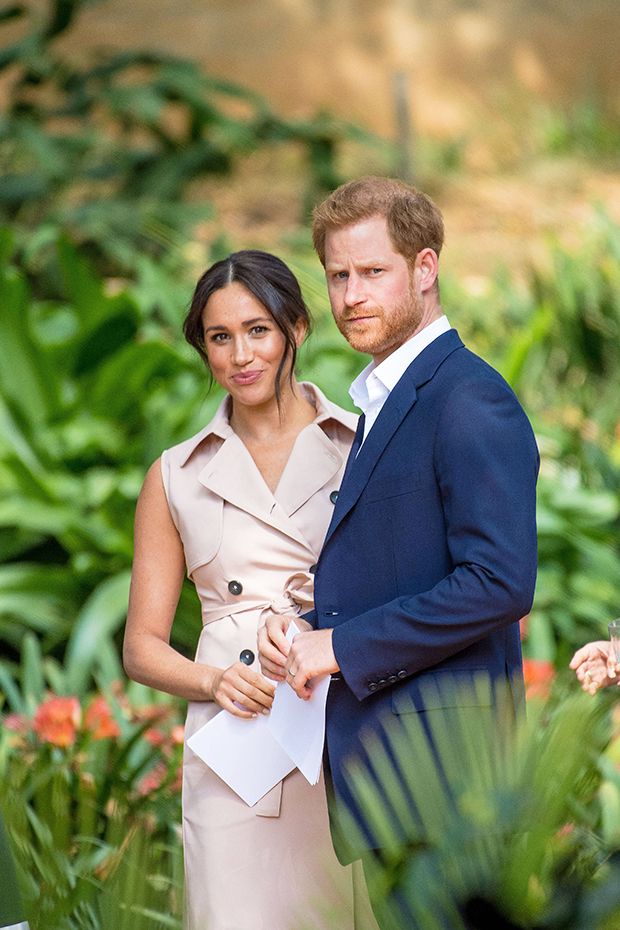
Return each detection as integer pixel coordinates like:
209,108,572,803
183,250,312,405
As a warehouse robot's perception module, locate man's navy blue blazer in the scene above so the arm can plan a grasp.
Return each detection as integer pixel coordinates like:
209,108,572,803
307,328,539,855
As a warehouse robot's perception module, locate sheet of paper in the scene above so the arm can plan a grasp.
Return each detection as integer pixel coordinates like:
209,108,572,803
266,621,331,785
186,710,295,807
186,620,331,805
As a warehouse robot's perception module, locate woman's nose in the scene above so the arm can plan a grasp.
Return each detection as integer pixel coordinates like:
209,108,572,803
232,336,253,365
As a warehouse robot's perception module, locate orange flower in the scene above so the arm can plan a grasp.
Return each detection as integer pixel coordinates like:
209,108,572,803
523,658,555,701
137,761,168,796
144,728,165,746
33,696,81,748
170,725,185,746
84,696,121,741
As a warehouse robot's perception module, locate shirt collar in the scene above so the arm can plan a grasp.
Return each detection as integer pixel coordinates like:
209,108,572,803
179,381,357,466
349,315,451,412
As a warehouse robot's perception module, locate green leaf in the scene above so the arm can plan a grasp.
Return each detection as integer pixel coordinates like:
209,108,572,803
21,631,45,711
0,266,61,428
64,572,131,695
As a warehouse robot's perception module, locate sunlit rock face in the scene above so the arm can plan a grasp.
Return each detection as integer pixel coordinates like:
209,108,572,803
32,0,620,137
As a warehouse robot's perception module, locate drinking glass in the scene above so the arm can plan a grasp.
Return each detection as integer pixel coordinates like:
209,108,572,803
608,620,620,664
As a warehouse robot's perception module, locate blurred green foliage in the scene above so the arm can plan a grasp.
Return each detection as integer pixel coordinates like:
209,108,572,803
342,680,620,930
0,0,377,275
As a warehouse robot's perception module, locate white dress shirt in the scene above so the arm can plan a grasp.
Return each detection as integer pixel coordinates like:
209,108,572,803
349,315,451,445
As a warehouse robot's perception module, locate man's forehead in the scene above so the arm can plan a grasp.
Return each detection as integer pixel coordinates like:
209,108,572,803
324,216,399,264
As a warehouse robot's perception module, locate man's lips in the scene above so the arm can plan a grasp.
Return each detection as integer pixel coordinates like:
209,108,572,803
231,370,263,385
342,315,375,325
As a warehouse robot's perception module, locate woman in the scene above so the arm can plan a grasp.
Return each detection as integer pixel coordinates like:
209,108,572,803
570,641,619,694
123,251,374,930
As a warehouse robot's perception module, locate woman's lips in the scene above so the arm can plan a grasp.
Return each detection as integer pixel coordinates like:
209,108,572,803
231,370,263,385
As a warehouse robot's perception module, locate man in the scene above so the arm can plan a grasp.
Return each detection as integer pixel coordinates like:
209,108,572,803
259,176,539,922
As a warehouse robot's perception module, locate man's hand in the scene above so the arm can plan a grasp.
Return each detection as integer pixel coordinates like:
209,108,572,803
284,629,339,700
258,614,313,681
570,641,618,695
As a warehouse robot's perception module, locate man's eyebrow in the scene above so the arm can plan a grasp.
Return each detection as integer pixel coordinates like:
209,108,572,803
204,316,272,332
326,260,389,270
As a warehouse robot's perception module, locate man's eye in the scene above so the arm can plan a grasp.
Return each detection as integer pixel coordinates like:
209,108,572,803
370,268,383,275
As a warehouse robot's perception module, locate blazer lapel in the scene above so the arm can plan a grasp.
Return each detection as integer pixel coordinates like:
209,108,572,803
323,329,464,548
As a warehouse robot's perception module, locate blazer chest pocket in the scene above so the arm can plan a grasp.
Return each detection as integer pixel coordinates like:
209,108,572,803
365,470,421,503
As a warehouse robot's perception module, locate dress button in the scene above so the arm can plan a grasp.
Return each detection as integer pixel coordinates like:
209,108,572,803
377,679,386,688
368,682,378,692
228,580,243,596
397,670,407,679
329,490,339,504
388,675,398,684
239,649,255,665
309,563,317,574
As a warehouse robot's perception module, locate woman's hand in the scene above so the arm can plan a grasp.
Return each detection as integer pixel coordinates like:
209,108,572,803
209,662,276,718
569,641,618,695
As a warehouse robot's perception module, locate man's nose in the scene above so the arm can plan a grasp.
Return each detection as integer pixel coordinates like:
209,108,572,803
344,274,365,307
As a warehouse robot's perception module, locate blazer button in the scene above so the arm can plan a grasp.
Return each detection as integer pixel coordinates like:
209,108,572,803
397,670,407,679
368,682,378,692
329,490,339,504
228,580,243,596
388,675,398,684
324,610,339,617
309,563,317,574
239,649,255,665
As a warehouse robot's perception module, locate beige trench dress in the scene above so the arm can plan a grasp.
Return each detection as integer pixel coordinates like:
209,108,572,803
161,384,375,930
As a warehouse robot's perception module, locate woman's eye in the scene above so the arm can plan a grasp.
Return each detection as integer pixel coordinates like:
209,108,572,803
250,325,269,335
209,332,229,343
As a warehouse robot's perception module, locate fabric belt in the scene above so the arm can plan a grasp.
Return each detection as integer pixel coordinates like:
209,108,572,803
199,571,315,627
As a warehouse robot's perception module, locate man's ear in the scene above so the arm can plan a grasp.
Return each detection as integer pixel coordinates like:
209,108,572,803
414,248,439,293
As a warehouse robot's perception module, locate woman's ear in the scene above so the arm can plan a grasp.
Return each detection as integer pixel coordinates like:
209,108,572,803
294,317,308,348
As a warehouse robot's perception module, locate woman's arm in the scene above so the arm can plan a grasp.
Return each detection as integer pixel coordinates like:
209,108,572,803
123,459,274,718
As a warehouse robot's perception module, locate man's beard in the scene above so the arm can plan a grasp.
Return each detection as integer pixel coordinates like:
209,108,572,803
335,280,424,360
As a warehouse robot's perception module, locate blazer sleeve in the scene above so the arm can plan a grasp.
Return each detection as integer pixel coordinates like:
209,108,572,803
331,375,539,701
301,608,319,630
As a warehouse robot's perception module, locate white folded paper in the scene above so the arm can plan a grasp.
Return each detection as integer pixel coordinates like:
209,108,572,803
186,621,331,806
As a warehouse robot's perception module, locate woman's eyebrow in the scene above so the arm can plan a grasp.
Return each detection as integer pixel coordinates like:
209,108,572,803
204,316,271,332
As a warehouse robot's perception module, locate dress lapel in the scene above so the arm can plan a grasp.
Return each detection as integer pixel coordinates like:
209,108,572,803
275,423,344,517
197,434,310,549
323,329,464,548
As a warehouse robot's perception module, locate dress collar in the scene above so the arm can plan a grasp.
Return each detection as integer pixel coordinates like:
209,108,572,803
179,381,357,466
